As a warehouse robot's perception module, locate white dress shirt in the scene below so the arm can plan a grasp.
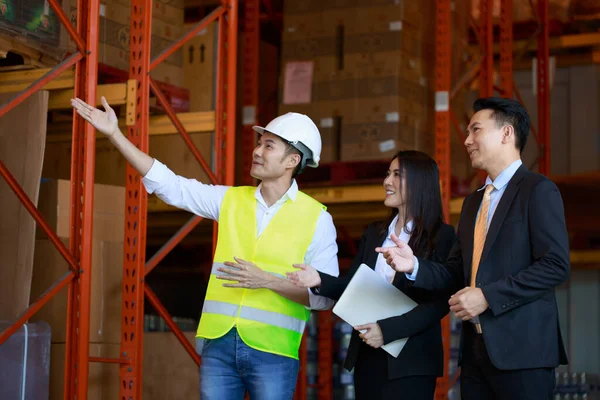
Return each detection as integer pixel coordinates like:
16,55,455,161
142,159,340,310
375,216,413,283
407,159,523,281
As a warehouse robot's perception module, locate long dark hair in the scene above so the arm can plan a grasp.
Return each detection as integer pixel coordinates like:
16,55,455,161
379,150,444,258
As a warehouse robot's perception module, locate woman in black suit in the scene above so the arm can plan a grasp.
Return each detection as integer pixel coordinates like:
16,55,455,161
288,150,457,400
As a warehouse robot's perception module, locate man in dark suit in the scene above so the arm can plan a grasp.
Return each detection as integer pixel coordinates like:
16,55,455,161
376,97,570,400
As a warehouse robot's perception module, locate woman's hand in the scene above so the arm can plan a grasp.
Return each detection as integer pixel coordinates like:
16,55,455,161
355,323,384,349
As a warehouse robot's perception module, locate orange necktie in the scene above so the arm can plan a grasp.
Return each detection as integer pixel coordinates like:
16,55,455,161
470,184,494,333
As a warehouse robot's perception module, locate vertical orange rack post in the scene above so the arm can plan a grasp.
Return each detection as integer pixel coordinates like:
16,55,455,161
119,0,238,398
317,311,334,400
64,0,101,396
434,0,452,398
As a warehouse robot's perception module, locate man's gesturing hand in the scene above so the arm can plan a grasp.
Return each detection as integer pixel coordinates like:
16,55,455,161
375,234,415,274
71,96,120,138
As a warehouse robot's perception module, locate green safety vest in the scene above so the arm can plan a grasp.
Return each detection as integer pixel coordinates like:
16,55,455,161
196,186,325,359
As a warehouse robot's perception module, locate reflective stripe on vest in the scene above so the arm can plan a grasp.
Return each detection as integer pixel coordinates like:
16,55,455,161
202,300,306,334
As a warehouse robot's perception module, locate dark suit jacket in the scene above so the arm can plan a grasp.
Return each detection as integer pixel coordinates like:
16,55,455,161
414,165,570,370
317,221,457,380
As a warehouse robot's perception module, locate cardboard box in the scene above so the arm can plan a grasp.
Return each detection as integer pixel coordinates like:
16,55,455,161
311,76,427,105
150,132,215,182
281,11,337,42
471,0,570,22
143,332,199,400
278,1,458,163
283,0,422,17
36,179,125,241
311,50,425,84
95,43,183,86
279,102,341,163
65,0,185,86
570,0,600,16
43,132,214,186
0,91,48,321
99,0,183,41
280,86,428,125
183,22,217,112
339,4,429,36
282,31,424,64
50,332,199,400
0,0,19,26
340,122,417,162
30,238,123,344
282,2,428,40
280,93,432,162
19,0,64,46
50,343,121,400
30,180,124,343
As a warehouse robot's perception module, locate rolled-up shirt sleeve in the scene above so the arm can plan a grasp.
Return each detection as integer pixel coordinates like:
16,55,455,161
142,159,230,221
304,210,339,310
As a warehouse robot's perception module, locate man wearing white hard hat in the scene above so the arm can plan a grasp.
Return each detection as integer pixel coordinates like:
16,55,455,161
71,97,340,399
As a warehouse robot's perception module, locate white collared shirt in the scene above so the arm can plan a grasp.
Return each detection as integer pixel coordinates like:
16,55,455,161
374,216,413,283
141,159,339,310
476,159,523,230
406,159,523,281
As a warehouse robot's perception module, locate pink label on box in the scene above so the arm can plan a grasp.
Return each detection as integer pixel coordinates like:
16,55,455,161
283,61,314,105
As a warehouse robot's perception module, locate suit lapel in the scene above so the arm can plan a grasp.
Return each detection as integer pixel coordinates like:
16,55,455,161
463,190,483,280
479,165,526,264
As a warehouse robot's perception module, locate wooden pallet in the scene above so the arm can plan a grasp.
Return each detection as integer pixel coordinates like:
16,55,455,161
0,36,189,113
0,35,63,70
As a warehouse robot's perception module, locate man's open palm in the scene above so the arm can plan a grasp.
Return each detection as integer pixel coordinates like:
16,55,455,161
71,96,119,137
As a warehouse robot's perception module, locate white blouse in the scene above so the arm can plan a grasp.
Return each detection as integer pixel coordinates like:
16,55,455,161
374,216,413,283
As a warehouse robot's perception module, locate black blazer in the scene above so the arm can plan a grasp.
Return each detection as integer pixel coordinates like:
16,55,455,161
317,221,457,380
414,165,570,370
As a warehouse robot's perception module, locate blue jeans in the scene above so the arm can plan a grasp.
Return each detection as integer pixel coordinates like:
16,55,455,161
198,328,299,400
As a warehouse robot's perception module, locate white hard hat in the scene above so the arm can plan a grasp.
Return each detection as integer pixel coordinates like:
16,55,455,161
252,112,322,168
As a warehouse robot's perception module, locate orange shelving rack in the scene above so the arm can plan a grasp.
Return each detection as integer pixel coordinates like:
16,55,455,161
0,0,238,399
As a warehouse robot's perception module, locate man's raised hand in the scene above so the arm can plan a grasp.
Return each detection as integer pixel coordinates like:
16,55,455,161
375,234,415,274
71,96,119,138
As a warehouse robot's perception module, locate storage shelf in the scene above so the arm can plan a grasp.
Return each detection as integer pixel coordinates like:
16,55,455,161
46,111,215,142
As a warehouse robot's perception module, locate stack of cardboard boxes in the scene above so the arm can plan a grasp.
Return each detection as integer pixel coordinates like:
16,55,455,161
27,180,201,399
0,0,185,85
43,124,215,187
278,0,437,163
0,0,64,51
42,21,216,189
30,180,125,399
66,0,185,86
42,18,217,188
0,91,48,323
471,0,572,23
183,21,217,113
